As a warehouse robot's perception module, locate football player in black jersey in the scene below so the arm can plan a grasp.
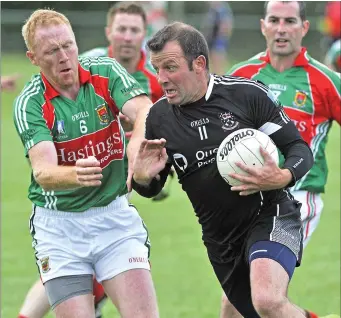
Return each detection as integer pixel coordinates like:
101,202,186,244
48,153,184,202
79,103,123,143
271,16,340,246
132,22,317,318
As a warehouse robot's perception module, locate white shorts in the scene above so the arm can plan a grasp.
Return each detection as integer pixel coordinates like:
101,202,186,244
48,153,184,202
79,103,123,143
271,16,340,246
291,190,323,248
29,195,151,283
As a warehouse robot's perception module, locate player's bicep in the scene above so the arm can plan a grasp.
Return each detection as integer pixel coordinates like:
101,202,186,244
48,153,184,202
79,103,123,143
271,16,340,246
108,59,146,111
28,141,58,174
121,95,152,123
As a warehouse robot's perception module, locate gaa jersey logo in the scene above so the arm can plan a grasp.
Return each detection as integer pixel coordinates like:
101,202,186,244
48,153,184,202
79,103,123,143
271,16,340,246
219,112,239,131
293,90,308,107
96,104,110,124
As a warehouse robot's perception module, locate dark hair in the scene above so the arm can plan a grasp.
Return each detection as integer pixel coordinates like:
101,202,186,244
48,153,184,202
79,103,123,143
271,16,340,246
107,2,147,28
147,21,210,71
264,1,307,22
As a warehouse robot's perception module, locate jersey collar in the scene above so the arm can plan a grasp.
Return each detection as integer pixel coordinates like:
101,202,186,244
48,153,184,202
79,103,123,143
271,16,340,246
41,63,91,100
107,46,146,71
259,47,309,67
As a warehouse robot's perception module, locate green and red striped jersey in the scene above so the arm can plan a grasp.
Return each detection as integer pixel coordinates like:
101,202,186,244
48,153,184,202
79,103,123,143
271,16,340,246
227,48,341,193
81,47,164,103
13,57,146,212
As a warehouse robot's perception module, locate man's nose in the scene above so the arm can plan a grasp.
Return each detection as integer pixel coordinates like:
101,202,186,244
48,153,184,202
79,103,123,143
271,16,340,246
277,20,287,33
58,48,69,62
157,69,168,84
123,31,133,41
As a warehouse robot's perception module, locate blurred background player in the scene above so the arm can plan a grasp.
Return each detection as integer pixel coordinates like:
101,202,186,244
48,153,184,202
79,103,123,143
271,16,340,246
319,1,341,54
142,1,168,51
202,1,233,74
222,1,341,317
324,38,341,72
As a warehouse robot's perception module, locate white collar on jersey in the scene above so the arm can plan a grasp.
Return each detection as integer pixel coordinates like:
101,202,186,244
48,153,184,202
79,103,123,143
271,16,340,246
205,74,215,101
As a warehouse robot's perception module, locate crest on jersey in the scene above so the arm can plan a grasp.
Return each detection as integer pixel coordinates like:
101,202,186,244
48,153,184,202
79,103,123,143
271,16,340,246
96,104,110,124
40,256,51,273
56,120,65,135
219,112,239,131
293,90,307,107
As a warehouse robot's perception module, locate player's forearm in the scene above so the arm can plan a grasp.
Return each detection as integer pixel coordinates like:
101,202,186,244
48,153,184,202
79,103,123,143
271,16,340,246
33,164,80,191
127,104,150,162
282,141,314,187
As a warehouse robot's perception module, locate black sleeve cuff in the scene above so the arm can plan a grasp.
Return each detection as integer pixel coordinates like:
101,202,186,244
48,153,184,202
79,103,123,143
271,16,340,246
283,167,297,188
131,177,162,198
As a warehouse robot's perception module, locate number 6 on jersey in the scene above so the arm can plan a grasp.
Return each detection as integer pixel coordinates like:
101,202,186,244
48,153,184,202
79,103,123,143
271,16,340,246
80,120,88,134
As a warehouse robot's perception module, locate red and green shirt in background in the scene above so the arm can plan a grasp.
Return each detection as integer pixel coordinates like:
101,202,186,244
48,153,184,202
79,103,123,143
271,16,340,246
13,57,146,212
81,47,163,103
227,48,341,193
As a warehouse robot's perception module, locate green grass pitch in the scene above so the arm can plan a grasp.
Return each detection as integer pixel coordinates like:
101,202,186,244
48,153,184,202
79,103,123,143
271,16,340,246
1,54,340,317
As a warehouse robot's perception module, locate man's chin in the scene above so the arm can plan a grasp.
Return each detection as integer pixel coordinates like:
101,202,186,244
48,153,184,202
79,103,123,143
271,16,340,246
272,48,294,57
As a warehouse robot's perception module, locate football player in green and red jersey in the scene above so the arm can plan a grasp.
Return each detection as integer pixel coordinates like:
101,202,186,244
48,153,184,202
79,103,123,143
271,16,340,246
17,4,170,318
15,8,159,318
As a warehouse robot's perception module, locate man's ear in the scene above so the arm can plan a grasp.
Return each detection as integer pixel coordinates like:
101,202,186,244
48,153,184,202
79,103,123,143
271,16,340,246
26,51,38,66
105,26,111,43
193,55,207,73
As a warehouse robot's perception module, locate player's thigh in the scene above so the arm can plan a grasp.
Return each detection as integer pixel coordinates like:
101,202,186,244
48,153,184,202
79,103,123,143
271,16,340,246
249,242,294,301
246,200,303,300
102,269,158,318
53,294,95,318
45,274,94,317
93,202,151,283
246,198,303,268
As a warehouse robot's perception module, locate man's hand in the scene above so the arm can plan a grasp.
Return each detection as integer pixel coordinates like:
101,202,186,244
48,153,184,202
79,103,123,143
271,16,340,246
133,138,168,186
229,147,292,196
75,156,103,187
1,74,21,91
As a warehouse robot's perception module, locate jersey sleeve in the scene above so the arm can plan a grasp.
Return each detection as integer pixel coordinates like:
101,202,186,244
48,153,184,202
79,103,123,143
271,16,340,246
107,58,147,111
13,94,53,156
326,71,341,125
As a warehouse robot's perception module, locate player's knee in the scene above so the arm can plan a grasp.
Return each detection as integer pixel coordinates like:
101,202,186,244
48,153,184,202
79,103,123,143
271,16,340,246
251,290,285,317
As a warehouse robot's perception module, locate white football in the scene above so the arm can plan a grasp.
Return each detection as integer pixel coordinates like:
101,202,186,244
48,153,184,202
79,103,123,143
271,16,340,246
216,128,279,186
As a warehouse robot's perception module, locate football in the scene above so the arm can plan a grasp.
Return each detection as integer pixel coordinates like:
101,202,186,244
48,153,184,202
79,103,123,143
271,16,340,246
216,128,279,186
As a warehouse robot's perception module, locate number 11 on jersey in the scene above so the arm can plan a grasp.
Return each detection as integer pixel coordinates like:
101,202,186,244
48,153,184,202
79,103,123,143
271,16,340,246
198,125,208,140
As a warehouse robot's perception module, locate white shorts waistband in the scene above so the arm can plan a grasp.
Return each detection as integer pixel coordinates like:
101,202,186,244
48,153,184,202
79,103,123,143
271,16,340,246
34,195,129,218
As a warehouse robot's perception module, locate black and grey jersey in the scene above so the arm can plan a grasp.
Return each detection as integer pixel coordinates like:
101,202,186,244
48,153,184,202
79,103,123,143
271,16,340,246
142,74,313,245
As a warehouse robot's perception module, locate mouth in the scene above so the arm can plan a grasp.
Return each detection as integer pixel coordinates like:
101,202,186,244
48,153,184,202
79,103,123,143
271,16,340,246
275,39,289,45
165,89,177,98
60,68,71,73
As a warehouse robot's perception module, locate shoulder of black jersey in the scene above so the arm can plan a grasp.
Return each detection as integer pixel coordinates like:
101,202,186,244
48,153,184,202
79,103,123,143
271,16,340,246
150,96,169,114
212,74,269,94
